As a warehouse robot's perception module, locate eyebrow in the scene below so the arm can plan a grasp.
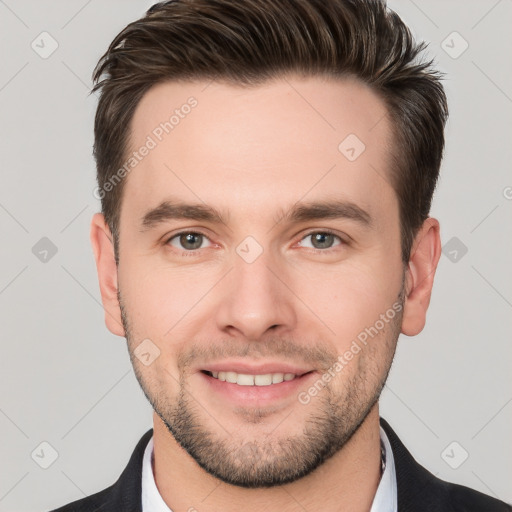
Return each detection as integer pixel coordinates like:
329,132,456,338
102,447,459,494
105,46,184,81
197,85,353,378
141,200,228,230
275,199,372,227
140,198,372,231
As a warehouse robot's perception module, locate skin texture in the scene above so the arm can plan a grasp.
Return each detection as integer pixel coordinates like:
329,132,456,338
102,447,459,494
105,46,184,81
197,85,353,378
91,75,441,511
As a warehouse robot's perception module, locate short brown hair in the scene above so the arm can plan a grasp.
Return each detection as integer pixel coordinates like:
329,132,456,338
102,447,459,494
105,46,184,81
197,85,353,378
92,0,448,263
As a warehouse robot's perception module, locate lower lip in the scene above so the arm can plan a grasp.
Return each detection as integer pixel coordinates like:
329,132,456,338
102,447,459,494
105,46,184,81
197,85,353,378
199,371,317,405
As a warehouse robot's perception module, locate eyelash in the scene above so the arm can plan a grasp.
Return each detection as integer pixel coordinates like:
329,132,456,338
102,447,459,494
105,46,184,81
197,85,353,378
165,229,346,256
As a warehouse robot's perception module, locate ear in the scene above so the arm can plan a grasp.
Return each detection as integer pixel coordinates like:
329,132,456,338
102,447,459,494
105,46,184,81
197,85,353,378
401,217,441,336
90,213,125,337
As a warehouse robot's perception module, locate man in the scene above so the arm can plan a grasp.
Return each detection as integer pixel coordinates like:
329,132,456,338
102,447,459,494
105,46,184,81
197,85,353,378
51,0,511,511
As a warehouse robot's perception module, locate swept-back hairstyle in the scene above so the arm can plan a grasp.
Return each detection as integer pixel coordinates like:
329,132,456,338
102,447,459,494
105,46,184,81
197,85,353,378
92,0,448,263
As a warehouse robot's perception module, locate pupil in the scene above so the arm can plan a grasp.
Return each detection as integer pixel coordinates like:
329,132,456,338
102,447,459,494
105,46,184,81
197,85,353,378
313,233,333,249
181,233,202,250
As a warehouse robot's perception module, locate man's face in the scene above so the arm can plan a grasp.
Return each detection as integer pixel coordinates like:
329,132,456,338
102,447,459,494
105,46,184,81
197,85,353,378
116,76,404,487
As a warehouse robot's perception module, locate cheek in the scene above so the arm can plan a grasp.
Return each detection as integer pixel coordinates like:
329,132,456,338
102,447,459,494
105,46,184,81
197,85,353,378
323,308,401,401
119,233,403,346
119,260,216,343
294,258,401,345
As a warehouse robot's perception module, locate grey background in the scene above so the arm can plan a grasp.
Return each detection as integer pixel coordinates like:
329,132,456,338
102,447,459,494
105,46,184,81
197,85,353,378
0,1,511,510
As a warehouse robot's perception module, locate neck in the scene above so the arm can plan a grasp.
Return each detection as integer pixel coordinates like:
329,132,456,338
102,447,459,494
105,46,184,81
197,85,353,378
152,404,383,512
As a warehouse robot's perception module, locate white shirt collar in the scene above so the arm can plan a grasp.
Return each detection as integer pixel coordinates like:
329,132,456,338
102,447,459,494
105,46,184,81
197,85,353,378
141,435,174,512
142,425,397,512
370,425,398,512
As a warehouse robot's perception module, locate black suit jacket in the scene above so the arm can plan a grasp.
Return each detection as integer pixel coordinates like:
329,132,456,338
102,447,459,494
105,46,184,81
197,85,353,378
50,417,511,511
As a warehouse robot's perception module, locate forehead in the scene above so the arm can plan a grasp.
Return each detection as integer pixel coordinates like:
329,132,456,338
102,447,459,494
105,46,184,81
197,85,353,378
123,76,395,224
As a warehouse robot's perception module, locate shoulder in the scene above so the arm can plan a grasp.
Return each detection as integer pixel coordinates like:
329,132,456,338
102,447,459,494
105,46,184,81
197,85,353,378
445,481,512,512
48,485,114,512
422,470,512,511
48,429,153,512
380,417,511,512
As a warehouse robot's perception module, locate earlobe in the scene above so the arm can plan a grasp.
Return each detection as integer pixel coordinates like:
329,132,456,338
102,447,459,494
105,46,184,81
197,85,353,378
401,218,441,337
90,213,125,337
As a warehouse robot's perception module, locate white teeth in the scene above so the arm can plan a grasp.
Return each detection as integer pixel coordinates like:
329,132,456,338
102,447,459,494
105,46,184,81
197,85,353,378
254,374,272,386
208,371,298,386
237,374,255,386
272,373,284,384
225,371,238,384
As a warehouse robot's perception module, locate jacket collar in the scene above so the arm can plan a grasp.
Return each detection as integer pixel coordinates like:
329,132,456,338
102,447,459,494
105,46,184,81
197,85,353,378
379,417,444,511
113,419,416,511
107,428,152,511
108,418,509,512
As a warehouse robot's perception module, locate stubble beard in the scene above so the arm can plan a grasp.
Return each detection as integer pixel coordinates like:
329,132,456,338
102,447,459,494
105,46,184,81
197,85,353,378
119,289,402,488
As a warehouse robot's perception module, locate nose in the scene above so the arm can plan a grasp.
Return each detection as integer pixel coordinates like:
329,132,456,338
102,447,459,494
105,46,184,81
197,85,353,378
214,249,298,341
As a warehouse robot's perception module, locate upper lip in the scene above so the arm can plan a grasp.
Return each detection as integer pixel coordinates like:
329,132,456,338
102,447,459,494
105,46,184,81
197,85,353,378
200,360,314,376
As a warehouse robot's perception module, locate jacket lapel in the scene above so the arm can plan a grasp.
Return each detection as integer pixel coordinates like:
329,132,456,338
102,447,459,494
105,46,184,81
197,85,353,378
108,420,509,512
105,428,153,512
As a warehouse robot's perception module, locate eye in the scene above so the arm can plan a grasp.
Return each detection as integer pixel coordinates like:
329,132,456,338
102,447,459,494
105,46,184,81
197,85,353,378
298,230,343,251
166,231,213,252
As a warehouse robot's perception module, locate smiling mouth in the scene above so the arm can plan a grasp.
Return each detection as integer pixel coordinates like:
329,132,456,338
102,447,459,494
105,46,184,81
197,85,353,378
201,370,313,386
